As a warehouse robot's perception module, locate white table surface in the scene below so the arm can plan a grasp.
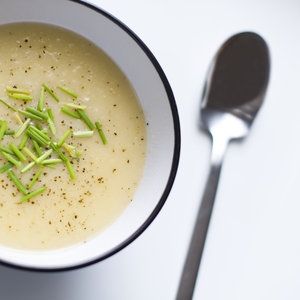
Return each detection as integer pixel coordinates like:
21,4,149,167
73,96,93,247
1,0,300,299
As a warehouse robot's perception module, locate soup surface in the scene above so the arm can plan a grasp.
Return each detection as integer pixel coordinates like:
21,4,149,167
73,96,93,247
0,23,146,250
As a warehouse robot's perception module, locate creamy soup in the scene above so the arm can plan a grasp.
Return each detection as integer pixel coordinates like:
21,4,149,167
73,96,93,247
0,23,146,250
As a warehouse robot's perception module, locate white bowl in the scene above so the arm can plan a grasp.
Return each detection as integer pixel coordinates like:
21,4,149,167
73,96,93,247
0,0,180,271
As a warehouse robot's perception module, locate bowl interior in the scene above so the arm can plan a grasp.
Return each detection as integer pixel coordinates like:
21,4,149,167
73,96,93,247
0,0,180,270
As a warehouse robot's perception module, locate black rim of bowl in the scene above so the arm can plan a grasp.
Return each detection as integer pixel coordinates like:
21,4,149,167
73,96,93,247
0,0,181,272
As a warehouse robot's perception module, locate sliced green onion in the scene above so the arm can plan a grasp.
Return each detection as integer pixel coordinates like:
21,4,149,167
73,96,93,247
0,120,7,141
72,130,94,138
41,128,49,136
7,170,28,195
22,147,37,161
36,124,42,131
15,112,23,125
0,162,14,173
0,145,15,155
0,98,16,112
1,151,21,167
28,126,50,141
61,107,81,119
44,164,56,169
64,103,86,110
18,110,43,121
35,149,53,164
19,186,46,203
6,87,30,95
47,108,54,122
28,168,44,189
21,161,35,174
77,109,94,130
37,86,45,112
32,140,42,156
58,86,78,98
26,129,48,147
47,112,56,135
76,149,83,156
8,93,32,101
26,107,48,120
62,143,76,157
42,84,60,102
19,134,29,150
9,143,26,161
50,142,67,162
15,118,31,138
95,122,107,145
57,129,71,147
65,159,76,179
42,158,62,165
4,130,15,135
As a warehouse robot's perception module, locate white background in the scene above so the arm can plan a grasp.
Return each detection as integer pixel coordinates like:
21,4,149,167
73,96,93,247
1,0,300,299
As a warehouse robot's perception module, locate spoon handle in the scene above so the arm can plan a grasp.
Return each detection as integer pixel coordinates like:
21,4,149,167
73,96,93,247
176,135,228,300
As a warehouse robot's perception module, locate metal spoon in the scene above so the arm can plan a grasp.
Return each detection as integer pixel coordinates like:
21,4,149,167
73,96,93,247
176,32,270,300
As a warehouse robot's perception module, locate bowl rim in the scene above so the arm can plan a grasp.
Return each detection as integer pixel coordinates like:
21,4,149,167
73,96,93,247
0,0,181,272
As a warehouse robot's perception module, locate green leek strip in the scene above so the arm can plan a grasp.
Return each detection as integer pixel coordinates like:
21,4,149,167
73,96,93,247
64,103,86,110
95,122,107,145
50,142,67,162
47,112,56,135
42,84,60,102
6,87,30,95
41,128,49,136
72,130,94,138
61,107,81,119
0,162,14,173
28,168,44,189
7,170,28,195
42,159,62,165
77,109,94,130
18,110,43,121
0,145,14,155
38,86,45,112
36,123,42,130
4,130,15,135
32,140,42,156
22,147,38,161
9,143,26,161
26,130,48,146
35,149,53,164
19,186,46,203
44,164,56,169
57,129,71,147
19,134,29,150
76,149,83,156
58,86,78,99
1,152,21,167
62,144,82,158
29,126,50,141
47,108,54,122
0,120,7,141
65,159,76,179
27,126,50,146
8,93,32,101
15,112,23,125
26,129,48,147
62,143,75,157
0,98,16,112
21,161,35,174
15,118,31,138
26,107,48,120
